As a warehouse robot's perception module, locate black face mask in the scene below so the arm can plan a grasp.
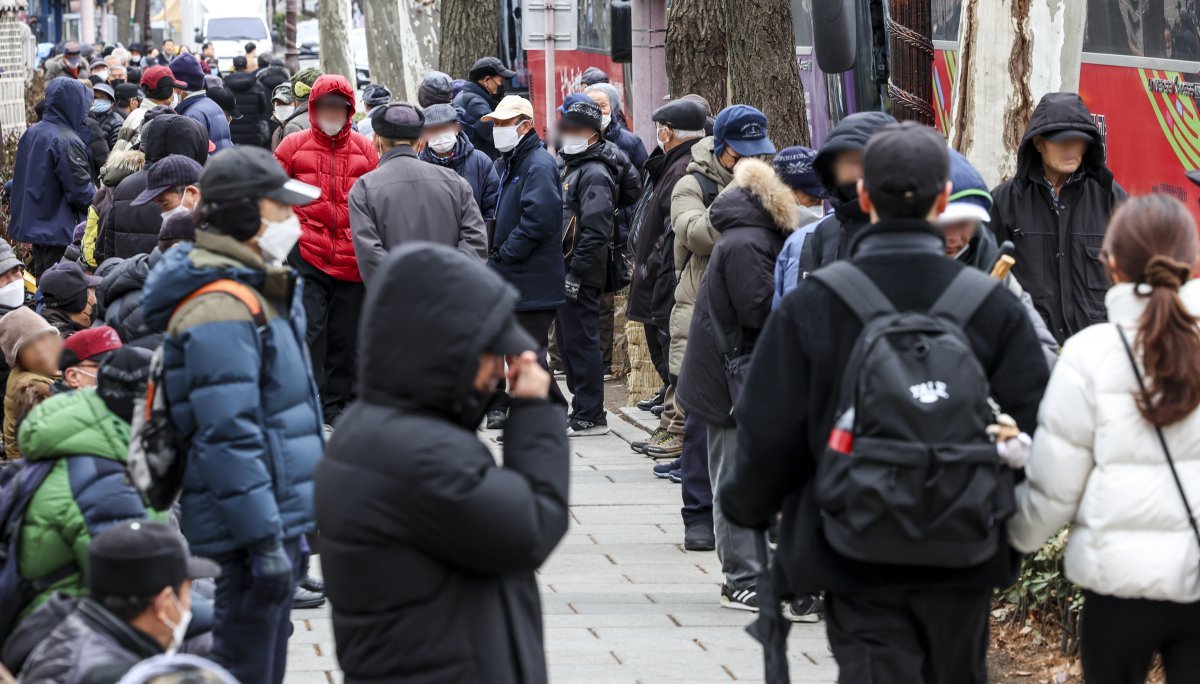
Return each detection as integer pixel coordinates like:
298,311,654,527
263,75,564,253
493,79,506,99
109,78,126,86
834,181,859,204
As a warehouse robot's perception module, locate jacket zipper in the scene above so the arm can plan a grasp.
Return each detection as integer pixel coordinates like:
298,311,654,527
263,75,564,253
330,140,337,268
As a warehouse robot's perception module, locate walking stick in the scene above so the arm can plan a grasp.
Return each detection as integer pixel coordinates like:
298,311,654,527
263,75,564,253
991,240,1016,280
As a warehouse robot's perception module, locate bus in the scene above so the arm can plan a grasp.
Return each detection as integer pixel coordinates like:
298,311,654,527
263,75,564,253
795,0,1200,210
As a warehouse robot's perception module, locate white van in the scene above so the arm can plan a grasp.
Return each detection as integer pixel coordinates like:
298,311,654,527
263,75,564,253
203,15,273,72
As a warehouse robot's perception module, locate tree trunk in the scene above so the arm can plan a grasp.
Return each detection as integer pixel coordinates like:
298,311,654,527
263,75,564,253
665,0,727,110
285,0,300,73
115,0,132,47
141,0,152,47
949,0,1085,186
319,0,355,79
439,0,498,80
365,0,440,101
725,0,809,146
886,0,935,125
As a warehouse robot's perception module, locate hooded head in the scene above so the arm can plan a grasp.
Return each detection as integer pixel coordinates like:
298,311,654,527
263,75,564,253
357,244,531,427
1017,92,1108,183
41,77,92,134
307,74,355,142
141,114,210,165
812,111,897,197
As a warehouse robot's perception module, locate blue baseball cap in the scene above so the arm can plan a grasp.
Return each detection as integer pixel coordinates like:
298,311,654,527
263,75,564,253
559,92,591,116
714,104,775,157
939,148,993,225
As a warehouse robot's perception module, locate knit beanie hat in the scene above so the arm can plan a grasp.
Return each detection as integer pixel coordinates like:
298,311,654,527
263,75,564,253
772,146,824,199
0,307,58,367
418,71,453,108
291,67,323,98
97,345,153,423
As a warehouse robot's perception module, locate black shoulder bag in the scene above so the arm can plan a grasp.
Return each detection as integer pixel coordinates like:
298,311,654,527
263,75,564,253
1117,325,1200,554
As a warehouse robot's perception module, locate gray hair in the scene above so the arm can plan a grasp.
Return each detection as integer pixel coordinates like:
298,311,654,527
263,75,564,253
585,83,623,116
664,127,705,141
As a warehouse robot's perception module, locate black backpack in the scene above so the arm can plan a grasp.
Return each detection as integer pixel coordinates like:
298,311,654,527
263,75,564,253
647,172,720,324
809,262,1014,568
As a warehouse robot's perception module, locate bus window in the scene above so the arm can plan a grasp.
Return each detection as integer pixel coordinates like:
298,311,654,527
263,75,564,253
793,0,814,48
1085,0,1200,62
578,0,612,53
931,0,962,42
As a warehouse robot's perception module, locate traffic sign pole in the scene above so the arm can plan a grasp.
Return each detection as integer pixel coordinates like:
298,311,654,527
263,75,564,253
545,1,556,151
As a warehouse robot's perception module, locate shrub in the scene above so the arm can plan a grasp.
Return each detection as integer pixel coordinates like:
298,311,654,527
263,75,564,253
997,527,1083,655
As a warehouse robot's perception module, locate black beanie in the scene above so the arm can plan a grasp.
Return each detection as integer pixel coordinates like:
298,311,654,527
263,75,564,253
97,346,153,423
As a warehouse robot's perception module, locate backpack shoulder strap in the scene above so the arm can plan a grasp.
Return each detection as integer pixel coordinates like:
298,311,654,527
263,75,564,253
173,279,268,327
929,268,1000,327
691,171,720,208
809,262,896,323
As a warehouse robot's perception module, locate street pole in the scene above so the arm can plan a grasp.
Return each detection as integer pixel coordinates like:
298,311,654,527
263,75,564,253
886,0,934,125
285,0,299,73
544,0,557,152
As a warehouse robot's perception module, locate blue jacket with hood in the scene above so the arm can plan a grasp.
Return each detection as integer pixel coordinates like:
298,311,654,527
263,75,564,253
175,93,234,152
141,231,322,554
11,78,95,246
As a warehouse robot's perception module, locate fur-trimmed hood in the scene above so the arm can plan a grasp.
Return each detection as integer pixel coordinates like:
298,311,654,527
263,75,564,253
99,149,145,188
709,158,799,235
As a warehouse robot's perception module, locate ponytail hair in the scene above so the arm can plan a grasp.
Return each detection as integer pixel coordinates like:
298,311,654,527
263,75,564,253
1104,194,1200,427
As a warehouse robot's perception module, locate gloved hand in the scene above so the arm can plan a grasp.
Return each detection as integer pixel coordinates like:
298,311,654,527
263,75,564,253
249,539,293,604
996,432,1032,470
565,274,582,302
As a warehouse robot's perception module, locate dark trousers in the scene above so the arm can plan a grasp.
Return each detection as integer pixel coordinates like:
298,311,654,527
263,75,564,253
643,322,670,384
491,310,569,411
825,587,990,684
680,413,713,526
555,285,605,423
31,244,67,277
599,292,614,370
211,537,301,684
291,253,364,424
1081,590,1200,683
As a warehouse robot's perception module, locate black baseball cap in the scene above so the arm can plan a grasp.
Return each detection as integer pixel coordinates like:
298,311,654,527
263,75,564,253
206,87,242,119
1042,128,1093,143
199,146,320,206
862,121,951,219
113,82,142,103
88,520,220,596
132,155,203,207
468,56,516,81
39,261,102,312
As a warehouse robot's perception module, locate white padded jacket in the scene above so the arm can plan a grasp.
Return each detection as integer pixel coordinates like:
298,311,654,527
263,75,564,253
1010,281,1200,603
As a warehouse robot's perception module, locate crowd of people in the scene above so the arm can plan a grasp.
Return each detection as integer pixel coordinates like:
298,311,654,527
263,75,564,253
0,28,1197,684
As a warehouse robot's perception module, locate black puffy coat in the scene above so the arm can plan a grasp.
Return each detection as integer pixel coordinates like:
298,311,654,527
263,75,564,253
83,116,108,183
19,599,163,684
677,159,796,426
316,244,569,684
990,93,1127,343
560,140,641,291
797,111,896,275
98,251,158,343
454,82,500,160
90,108,123,149
223,71,270,147
628,138,698,323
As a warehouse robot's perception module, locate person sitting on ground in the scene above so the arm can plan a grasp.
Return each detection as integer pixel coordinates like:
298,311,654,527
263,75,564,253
56,324,122,391
19,521,220,684
316,243,569,683
38,261,102,339
0,307,61,460
418,103,499,224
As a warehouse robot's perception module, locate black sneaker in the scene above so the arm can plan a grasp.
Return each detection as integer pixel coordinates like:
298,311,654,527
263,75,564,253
293,585,326,609
485,409,507,430
650,404,665,417
567,418,610,437
720,584,759,612
684,521,715,551
784,595,824,623
300,575,325,593
652,458,681,479
636,391,665,412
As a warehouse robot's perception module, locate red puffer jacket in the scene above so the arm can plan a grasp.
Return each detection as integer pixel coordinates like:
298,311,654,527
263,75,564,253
275,75,378,282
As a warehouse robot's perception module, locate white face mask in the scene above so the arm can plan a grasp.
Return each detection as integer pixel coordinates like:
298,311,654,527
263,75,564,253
257,213,302,265
493,125,521,154
656,126,670,152
170,93,180,107
160,193,194,223
163,592,192,655
318,117,345,136
94,69,108,81
804,204,826,219
274,104,295,121
429,132,457,154
561,135,591,155
600,114,611,130
0,279,23,308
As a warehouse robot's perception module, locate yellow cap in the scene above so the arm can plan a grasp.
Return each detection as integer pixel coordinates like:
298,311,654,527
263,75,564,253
482,95,534,122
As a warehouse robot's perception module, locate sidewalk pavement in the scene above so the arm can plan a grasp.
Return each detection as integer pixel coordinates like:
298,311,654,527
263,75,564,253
284,404,837,683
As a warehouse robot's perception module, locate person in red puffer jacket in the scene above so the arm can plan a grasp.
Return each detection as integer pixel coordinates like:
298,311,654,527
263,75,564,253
275,74,378,424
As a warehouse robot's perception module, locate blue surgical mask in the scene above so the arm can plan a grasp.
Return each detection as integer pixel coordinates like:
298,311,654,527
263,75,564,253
92,99,113,114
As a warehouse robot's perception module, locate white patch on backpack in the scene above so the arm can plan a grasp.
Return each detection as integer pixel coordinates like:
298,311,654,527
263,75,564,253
909,381,949,404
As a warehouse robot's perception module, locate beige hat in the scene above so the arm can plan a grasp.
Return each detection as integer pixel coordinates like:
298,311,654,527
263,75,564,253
482,95,534,123
0,307,58,367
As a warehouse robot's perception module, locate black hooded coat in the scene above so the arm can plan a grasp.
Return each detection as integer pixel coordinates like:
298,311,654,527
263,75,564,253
990,92,1127,343
315,244,570,684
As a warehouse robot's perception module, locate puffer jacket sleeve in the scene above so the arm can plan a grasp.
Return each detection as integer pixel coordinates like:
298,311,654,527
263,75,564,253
568,164,617,281
409,398,569,574
455,177,489,263
1009,340,1096,553
497,156,561,265
670,175,719,258
69,457,153,564
178,313,282,548
55,136,96,213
